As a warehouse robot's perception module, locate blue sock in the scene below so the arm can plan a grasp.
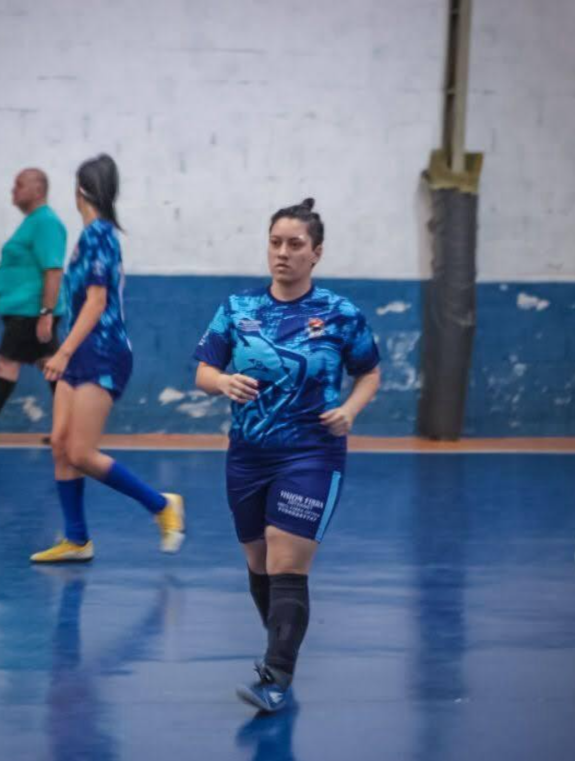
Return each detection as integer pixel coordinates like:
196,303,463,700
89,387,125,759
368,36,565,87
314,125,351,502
57,478,88,545
102,461,167,514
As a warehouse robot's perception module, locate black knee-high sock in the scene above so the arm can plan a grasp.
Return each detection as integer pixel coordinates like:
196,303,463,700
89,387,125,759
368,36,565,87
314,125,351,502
248,567,270,627
0,378,17,414
265,573,309,685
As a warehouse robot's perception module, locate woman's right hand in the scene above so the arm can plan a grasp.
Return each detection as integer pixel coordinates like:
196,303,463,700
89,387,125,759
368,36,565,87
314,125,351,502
43,349,71,382
217,373,259,404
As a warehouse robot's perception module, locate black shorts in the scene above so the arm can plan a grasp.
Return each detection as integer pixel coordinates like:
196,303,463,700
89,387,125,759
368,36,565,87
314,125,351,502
0,316,61,364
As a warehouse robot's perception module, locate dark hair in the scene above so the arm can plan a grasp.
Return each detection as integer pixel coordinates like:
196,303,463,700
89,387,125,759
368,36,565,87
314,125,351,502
77,154,122,230
269,197,324,248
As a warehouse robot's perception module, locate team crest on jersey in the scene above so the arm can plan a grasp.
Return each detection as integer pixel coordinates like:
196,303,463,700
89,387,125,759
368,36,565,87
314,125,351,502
239,319,262,332
307,317,325,338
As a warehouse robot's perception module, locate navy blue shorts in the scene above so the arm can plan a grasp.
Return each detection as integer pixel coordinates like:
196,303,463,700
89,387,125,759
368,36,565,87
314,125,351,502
63,346,133,401
226,446,345,544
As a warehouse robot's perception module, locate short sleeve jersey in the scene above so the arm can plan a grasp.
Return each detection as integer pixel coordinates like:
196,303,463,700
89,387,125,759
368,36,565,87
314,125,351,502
194,286,380,451
0,205,67,316
65,219,131,364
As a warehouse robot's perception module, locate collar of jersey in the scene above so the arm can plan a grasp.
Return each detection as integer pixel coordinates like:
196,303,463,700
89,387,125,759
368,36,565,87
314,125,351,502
266,284,315,306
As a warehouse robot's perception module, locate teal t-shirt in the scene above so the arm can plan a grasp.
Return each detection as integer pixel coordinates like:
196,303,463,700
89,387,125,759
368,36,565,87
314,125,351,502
0,205,67,316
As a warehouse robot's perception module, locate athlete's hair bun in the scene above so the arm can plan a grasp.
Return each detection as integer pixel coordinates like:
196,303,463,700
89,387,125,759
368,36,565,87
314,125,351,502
269,197,324,247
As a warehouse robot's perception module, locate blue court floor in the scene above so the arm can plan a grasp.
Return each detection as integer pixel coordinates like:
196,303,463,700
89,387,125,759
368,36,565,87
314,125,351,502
1,448,574,761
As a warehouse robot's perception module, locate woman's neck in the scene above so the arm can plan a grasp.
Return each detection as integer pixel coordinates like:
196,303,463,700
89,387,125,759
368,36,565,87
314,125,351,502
270,278,313,302
81,205,99,228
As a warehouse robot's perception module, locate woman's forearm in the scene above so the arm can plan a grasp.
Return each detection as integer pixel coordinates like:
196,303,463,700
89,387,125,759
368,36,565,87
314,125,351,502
196,363,259,404
341,367,381,419
41,269,62,311
60,287,107,357
196,362,226,395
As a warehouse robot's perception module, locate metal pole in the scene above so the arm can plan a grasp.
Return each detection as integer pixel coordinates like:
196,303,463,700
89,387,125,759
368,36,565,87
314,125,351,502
444,0,473,173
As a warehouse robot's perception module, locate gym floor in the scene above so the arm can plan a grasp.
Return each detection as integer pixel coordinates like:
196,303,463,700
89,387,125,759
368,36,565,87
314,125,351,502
1,444,574,761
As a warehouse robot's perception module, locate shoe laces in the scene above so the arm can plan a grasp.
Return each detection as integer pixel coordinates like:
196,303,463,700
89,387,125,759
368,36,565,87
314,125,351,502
254,662,275,685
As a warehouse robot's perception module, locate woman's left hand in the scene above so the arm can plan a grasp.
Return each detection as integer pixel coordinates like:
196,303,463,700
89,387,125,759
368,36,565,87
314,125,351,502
319,407,355,437
43,350,70,382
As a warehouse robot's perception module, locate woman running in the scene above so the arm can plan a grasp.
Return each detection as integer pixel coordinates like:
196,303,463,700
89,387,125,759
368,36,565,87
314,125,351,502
31,154,184,563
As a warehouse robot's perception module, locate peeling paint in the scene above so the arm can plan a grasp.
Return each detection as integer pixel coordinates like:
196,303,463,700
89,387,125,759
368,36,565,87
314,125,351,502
376,301,412,317
176,394,222,419
188,390,210,401
386,332,420,362
20,397,44,422
382,367,421,392
383,332,421,391
517,293,550,311
3,276,574,437
554,397,572,406
159,388,186,405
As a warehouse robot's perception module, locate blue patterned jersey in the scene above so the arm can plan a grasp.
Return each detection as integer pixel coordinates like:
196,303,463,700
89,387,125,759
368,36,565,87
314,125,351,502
194,286,380,451
65,219,132,372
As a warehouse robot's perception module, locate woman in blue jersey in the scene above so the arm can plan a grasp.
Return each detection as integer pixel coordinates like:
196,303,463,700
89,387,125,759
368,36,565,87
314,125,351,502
31,154,184,563
195,198,381,712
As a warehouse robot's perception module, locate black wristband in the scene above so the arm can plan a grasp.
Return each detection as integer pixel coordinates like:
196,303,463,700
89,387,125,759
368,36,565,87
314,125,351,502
39,307,53,316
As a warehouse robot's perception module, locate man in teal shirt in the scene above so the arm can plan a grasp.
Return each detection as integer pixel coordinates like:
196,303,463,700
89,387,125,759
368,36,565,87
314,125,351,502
0,168,67,417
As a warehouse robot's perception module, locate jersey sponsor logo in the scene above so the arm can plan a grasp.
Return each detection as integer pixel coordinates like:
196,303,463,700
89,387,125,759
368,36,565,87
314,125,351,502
307,317,325,338
239,318,262,332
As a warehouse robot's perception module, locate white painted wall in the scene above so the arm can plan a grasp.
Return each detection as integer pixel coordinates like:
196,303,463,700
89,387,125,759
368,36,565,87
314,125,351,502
0,0,573,281
468,0,575,281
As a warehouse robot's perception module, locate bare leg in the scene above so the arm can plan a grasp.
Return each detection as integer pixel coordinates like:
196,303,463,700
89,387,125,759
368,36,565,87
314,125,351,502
265,526,318,575
63,383,184,553
63,384,114,478
52,381,82,480
0,356,20,414
243,538,267,574
0,356,20,381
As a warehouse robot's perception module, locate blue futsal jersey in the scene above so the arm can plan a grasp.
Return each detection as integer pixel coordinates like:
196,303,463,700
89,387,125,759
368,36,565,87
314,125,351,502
64,219,132,396
194,286,380,452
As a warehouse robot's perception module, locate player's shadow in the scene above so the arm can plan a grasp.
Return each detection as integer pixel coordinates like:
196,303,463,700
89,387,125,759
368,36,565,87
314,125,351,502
38,567,184,761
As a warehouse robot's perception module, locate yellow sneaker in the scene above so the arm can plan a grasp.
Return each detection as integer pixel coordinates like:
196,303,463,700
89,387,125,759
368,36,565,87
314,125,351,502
30,539,95,563
155,493,185,553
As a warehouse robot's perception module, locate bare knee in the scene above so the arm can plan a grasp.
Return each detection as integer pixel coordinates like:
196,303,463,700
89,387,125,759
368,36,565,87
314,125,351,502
51,432,69,463
65,441,92,472
265,527,317,575
243,539,267,575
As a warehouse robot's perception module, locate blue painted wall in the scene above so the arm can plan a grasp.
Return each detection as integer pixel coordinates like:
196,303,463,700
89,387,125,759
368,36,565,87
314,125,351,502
1,277,574,436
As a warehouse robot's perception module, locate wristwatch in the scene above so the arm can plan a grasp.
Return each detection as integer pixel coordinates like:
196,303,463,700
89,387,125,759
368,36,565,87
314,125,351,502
39,307,53,316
